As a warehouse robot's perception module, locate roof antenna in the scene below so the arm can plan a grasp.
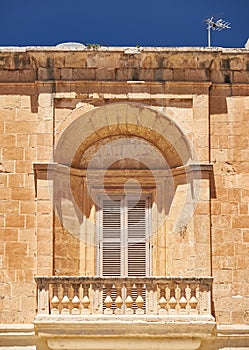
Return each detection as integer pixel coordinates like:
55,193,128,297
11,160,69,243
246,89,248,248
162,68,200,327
205,17,231,47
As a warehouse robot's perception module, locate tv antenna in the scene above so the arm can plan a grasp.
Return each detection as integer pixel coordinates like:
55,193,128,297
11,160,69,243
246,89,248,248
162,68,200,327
205,17,231,47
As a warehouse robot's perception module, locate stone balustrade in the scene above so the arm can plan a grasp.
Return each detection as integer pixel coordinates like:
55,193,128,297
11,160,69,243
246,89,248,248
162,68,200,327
35,276,213,317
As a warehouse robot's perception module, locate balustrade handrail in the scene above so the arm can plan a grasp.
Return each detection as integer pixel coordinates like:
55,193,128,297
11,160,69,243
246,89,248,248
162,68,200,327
35,275,213,318
35,275,213,284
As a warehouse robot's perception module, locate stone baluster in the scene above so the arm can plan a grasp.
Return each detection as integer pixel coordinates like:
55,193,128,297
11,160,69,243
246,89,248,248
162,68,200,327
135,283,144,315
61,284,70,315
114,282,123,315
175,283,181,313
50,285,59,315
158,284,167,315
185,284,191,313
168,283,177,314
185,284,197,315
57,283,64,314
165,284,171,312
104,284,113,315
82,284,90,315
189,294,198,315
124,283,133,315
71,283,80,315
71,295,81,314
179,283,187,314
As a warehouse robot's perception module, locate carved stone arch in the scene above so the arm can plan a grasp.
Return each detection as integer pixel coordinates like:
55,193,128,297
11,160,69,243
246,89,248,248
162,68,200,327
54,102,195,169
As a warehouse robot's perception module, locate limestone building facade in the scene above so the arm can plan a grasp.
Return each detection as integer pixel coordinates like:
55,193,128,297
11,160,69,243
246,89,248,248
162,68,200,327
0,44,249,349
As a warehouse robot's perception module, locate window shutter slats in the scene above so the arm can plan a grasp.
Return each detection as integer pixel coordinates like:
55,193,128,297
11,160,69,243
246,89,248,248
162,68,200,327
127,200,146,276
103,200,121,240
102,200,121,276
102,242,121,277
128,242,146,276
99,197,150,277
128,200,146,241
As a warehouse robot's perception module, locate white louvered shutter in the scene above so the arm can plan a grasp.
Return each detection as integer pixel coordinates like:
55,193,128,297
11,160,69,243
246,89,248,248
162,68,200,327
101,199,121,277
127,199,147,277
99,196,151,277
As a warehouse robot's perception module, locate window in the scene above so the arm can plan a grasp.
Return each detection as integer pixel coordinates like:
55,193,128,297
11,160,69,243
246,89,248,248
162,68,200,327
97,195,152,277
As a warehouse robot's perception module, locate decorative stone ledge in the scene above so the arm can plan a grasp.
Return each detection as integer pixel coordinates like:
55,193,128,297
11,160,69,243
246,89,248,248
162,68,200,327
0,324,35,339
217,325,249,337
33,162,214,179
34,316,215,350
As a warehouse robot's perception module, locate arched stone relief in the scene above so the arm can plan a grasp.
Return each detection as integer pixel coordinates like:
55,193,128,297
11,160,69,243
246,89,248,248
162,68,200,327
47,102,210,277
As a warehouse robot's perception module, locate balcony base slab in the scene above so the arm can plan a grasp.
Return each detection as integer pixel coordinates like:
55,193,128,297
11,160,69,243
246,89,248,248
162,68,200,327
47,337,201,350
34,315,216,350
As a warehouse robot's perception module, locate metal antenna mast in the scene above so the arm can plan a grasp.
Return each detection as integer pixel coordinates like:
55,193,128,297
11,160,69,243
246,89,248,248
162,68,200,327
205,17,231,47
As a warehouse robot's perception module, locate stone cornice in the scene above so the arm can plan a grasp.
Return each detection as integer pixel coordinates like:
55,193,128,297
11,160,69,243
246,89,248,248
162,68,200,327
33,162,213,178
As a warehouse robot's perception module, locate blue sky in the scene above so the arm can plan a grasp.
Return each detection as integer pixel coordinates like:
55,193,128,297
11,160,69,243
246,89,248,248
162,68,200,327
0,0,248,48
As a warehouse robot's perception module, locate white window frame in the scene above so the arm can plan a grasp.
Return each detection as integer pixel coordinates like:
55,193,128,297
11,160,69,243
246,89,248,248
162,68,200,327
96,193,152,277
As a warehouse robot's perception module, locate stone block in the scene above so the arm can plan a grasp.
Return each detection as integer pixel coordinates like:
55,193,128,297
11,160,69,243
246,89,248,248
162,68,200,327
0,69,19,81
24,147,37,161
138,68,154,81
18,70,36,82
20,201,36,214
0,228,18,241
232,216,249,228
36,214,52,228
5,241,27,255
20,95,31,109
173,69,185,81
0,187,11,200
16,108,37,121
25,215,36,228
72,68,96,80
36,228,52,242
64,52,87,68
5,215,25,228
233,71,249,83
0,173,7,187
2,147,24,160
96,68,116,81
37,133,53,146
0,108,16,121
38,93,53,108
11,188,34,201
0,134,16,148
38,67,61,81
5,121,37,134
116,68,135,80
15,160,33,173
61,68,73,80
16,134,30,147
8,255,35,269
0,200,19,214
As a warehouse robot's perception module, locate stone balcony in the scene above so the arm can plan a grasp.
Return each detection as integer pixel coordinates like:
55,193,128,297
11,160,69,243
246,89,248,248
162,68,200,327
34,276,215,350
35,276,213,317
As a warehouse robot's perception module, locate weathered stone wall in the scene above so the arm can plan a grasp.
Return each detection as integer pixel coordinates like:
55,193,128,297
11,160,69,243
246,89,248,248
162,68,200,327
0,47,248,84
0,47,248,339
210,87,249,324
